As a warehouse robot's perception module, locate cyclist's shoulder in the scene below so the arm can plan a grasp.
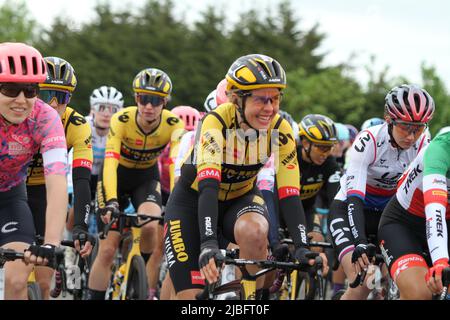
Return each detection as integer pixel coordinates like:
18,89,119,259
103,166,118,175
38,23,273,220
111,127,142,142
110,106,137,127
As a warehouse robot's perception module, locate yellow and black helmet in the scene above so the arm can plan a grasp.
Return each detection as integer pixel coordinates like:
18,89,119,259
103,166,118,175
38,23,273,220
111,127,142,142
226,54,287,91
132,68,172,97
299,114,338,145
40,57,77,92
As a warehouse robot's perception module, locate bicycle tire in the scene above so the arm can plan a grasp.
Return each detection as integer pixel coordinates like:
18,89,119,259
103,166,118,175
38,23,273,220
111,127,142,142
27,282,43,300
125,255,148,300
295,272,317,300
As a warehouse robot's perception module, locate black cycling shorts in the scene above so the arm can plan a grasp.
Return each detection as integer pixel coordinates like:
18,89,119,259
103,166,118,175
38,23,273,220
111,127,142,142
164,181,269,293
327,199,382,262
97,164,162,232
378,196,450,281
0,183,36,246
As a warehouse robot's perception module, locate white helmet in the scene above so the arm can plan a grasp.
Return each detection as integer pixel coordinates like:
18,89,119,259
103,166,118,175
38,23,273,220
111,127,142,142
204,89,217,113
90,86,124,111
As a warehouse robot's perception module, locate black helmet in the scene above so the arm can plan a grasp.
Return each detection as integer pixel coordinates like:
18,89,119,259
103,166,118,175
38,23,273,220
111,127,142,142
40,56,77,92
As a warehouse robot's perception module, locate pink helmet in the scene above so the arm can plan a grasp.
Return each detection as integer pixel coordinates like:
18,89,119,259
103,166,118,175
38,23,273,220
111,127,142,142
215,78,228,105
385,84,435,123
0,42,47,83
171,106,201,131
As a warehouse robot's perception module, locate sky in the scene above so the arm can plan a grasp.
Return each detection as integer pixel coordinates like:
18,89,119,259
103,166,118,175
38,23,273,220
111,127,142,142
11,0,450,88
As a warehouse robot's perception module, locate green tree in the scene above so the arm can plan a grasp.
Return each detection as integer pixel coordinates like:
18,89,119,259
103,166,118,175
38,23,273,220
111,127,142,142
420,63,450,136
0,0,36,43
283,66,366,125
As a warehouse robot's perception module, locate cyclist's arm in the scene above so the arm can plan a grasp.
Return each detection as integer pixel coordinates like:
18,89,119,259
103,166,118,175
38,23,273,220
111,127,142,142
274,121,308,248
344,130,376,245
168,125,186,192
102,114,123,202
71,121,93,234
196,116,223,245
39,107,69,246
423,134,450,264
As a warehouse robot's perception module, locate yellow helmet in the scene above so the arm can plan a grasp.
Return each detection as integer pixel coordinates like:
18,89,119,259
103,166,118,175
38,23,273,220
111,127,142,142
299,114,338,145
132,68,172,97
226,54,286,91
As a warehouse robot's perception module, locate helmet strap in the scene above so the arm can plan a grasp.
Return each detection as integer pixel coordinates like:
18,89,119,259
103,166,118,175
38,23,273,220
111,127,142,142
387,122,403,150
236,94,256,130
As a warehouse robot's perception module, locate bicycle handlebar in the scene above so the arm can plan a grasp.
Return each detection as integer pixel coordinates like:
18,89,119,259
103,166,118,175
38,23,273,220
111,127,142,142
100,212,164,239
349,244,384,288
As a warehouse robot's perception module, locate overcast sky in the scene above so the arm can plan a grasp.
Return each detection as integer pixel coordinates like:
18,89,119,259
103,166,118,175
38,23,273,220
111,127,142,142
12,0,450,88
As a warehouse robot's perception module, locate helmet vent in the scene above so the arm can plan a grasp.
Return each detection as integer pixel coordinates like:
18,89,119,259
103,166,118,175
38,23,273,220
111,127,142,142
32,57,38,75
8,56,15,74
60,64,66,79
20,56,27,75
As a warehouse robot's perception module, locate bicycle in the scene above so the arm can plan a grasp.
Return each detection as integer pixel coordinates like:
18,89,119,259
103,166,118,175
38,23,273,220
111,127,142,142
0,245,65,300
196,248,323,300
101,211,163,300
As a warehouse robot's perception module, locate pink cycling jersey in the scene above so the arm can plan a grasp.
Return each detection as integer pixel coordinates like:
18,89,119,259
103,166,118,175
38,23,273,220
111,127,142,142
0,99,68,191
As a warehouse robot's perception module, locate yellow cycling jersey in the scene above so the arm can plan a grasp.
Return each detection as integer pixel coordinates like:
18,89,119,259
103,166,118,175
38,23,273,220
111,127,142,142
181,102,301,201
26,106,93,186
103,107,185,201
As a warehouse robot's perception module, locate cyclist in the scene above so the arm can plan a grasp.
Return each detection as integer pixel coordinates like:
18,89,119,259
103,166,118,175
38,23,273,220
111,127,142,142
361,117,385,131
203,79,228,113
378,129,449,299
328,84,434,299
87,68,185,300
0,42,68,299
346,124,359,145
25,57,94,298
331,123,350,167
164,54,327,299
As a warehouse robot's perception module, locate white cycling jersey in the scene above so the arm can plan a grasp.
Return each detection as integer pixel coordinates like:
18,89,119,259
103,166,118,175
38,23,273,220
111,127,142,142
175,130,195,178
85,115,108,176
335,123,429,210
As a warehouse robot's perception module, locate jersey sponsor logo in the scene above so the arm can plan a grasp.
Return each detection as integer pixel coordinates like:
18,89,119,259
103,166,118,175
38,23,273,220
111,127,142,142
42,135,65,145
135,139,143,146
118,113,129,123
167,117,180,126
328,171,341,183
70,115,87,126
252,195,265,206
204,217,213,237
432,178,447,186
373,172,403,188
298,224,307,245
392,254,426,280
354,132,371,152
11,134,30,144
169,219,189,263
278,186,300,199
8,141,30,155
73,158,93,169
191,271,205,285
1,221,18,234
436,209,444,238
197,168,221,181
426,217,432,240
402,164,422,194
329,218,350,246
105,151,120,160
347,203,359,239
281,150,296,166
376,140,385,148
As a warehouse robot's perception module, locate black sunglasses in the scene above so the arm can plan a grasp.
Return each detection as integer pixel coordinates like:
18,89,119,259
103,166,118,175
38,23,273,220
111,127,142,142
137,94,165,107
0,83,40,98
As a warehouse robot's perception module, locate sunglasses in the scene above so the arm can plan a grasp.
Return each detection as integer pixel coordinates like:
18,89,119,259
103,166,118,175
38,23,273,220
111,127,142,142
313,144,334,153
240,92,283,106
137,94,165,107
0,83,40,98
392,120,427,135
93,104,121,114
39,89,71,105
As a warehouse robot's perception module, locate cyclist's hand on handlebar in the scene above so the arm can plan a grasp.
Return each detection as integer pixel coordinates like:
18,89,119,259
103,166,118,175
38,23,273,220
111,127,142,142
199,240,224,284
100,200,119,224
24,243,57,267
351,243,372,274
294,247,318,266
73,228,95,258
425,258,449,295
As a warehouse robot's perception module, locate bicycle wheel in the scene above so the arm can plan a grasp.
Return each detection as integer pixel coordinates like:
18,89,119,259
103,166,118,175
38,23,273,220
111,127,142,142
125,255,148,300
27,282,43,300
295,272,317,300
